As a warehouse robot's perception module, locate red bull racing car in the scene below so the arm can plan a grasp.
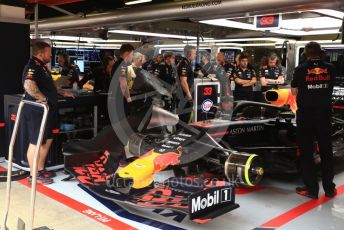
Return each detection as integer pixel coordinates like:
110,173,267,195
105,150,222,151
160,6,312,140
63,70,344,223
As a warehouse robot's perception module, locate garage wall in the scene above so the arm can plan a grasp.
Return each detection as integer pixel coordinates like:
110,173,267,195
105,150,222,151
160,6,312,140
0,21,30,157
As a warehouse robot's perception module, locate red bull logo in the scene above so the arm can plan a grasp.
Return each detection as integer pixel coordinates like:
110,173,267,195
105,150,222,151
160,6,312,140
307,68,328,75
139,149,181,173
153,152,181,172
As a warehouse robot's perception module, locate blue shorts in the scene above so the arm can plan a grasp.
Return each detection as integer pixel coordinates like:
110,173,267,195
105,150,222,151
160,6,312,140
22,105,58,145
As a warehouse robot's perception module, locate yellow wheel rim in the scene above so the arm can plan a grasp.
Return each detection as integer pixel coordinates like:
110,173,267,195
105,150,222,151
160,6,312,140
244,154,258,187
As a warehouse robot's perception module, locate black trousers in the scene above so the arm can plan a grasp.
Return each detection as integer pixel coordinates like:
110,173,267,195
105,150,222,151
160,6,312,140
296,109,335,194
234,90,254,101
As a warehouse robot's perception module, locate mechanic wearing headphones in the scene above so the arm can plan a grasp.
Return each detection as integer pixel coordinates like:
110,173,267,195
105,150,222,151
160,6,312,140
22,41,74,184
233,53,257,101
260,53,285,93
176,45,197,125
57,52,81,88
291,42,337,199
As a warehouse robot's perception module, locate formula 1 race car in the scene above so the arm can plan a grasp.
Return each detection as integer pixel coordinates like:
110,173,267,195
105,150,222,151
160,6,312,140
63,70,344,223
64,70,242,223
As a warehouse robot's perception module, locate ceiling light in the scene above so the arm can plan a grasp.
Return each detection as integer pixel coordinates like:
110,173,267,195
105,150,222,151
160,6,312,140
271,29,340,36
125,0,152,6
183,37,286,43
154,44,209,48
89,39,141,43
33,35,140,43
295,40,342,44
214,43,276,47
310,9,344,19
53,41,121,49
109,30,210,40
280,17,342,30
200,19,256,30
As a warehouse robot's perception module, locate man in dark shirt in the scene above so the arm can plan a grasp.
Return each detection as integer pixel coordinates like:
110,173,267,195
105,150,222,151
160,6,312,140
233,54,257,101
110,44,134,122
56,52,81,88
176,45,197,125
215,52,234,97
143,54,163,75
154,52,176,92
198,52,215,78
22,41,73,184
93,56,115,92
260,54,285,92
291,42,337,199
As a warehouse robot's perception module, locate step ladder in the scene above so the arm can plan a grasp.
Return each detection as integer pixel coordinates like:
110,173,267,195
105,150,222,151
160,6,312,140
1,100,51,230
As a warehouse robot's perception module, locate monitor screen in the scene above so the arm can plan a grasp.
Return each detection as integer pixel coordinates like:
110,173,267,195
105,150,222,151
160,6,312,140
76,60,85,73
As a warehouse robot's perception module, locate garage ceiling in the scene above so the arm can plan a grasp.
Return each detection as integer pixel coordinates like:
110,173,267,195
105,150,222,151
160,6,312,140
24,0,173,20
3,0,342,43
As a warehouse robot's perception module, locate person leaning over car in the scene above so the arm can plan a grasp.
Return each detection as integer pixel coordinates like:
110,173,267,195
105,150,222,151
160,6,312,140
291,41,337,199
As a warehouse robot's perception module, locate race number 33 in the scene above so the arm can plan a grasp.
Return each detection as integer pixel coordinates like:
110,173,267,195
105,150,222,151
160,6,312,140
203,87,213,96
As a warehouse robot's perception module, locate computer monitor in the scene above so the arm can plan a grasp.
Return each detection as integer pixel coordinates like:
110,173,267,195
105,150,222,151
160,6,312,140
76,60,85,73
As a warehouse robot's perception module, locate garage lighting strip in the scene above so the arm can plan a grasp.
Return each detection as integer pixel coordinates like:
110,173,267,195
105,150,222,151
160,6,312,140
154,43,275,48
294,40,342,44
214,43,276,47
125,0,152,6
310,9,344,19
183,37,287,43
53,41,121,49
31,35,141,43
154,44,210,48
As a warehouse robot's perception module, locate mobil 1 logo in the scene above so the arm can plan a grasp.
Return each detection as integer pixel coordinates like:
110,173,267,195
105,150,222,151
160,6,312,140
188,185,237,220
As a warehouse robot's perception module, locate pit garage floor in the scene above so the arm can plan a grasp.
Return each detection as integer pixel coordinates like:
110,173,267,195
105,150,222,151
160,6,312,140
1,160,344,230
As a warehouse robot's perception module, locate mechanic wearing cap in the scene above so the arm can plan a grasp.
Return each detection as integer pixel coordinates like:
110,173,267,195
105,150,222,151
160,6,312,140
260,53,285,93
22,41,74,184
291,41,337,199
154,52,176,92
176,45,197,125
233,53,257,101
